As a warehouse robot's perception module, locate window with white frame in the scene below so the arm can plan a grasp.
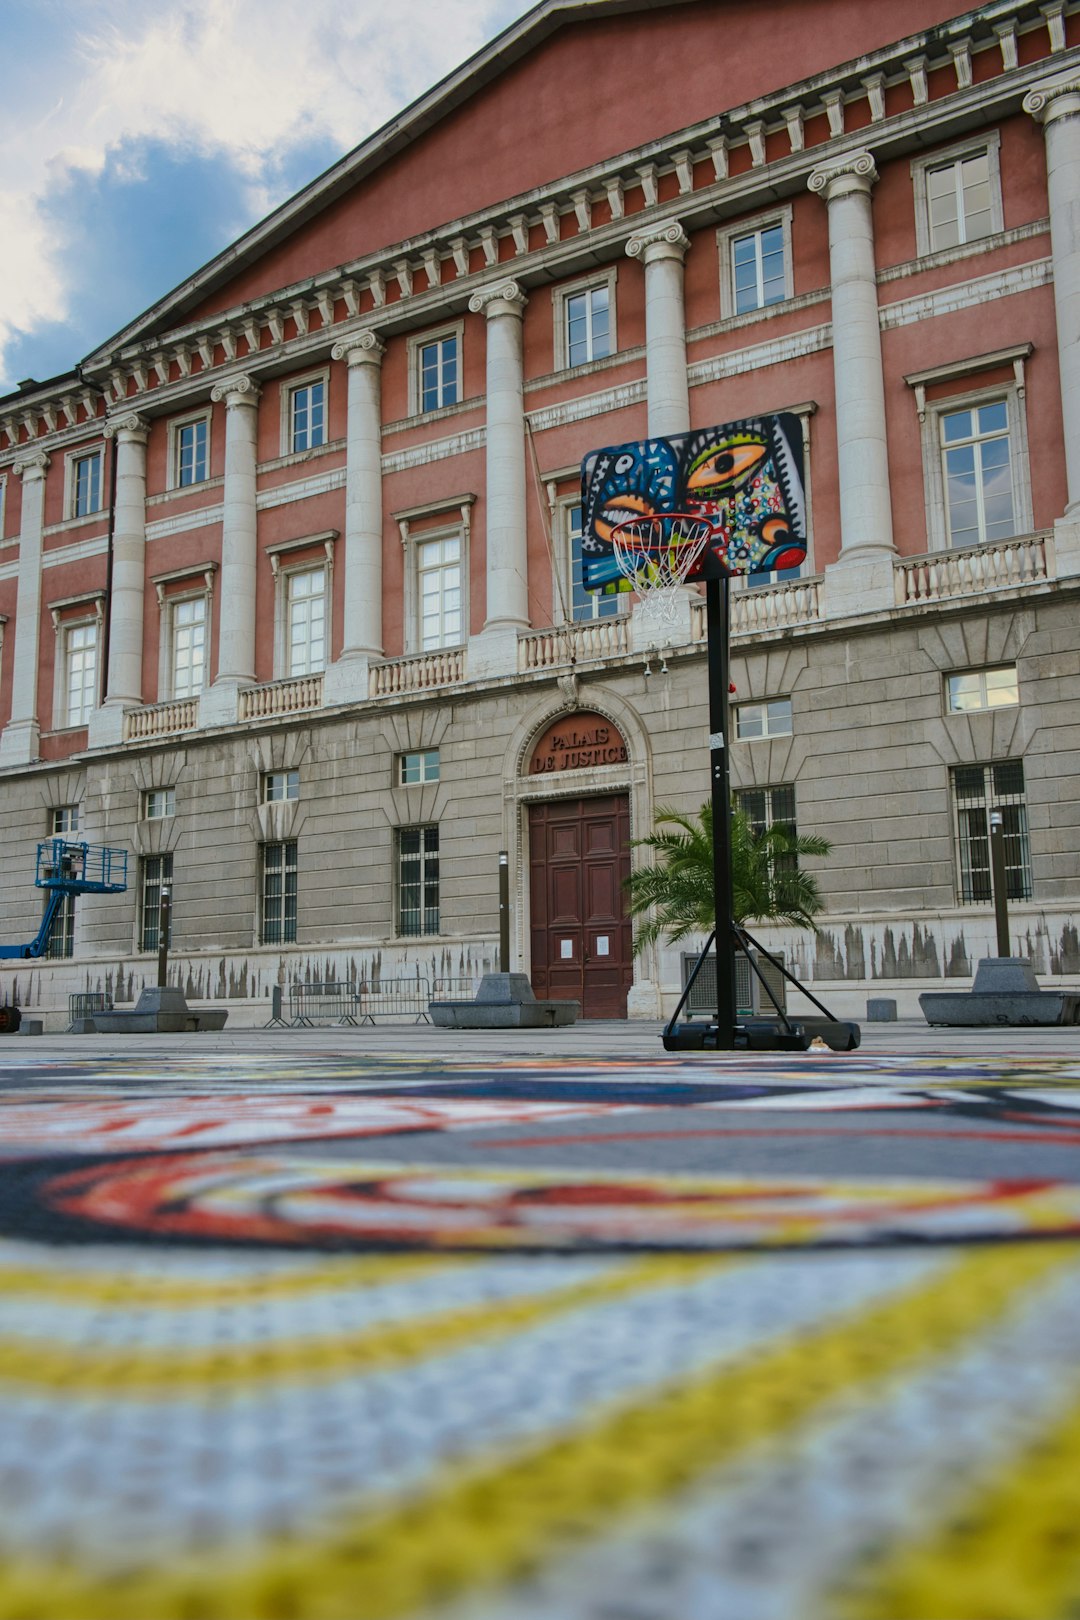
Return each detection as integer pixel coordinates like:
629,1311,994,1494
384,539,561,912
412,329,460,414
735,698,793,740
399,750,440,785
172,414,210,487
261,841,298,945
287,376,326,453
566,501,622,621
70,449,103,519
168,595,207,698
397,825,439,936
912,136,1003,258
263,770,299,803
951,760,1032,904
62,621,98,726
719,209,793,319
143,788,176,820
416,534,462,650
285,565,327,675
50,805,79,835
946,666,1019,713
555,274,616,371
941,400,1017,548
139,853,174,952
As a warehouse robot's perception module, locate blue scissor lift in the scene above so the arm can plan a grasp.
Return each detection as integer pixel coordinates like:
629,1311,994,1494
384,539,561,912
0,840,128,960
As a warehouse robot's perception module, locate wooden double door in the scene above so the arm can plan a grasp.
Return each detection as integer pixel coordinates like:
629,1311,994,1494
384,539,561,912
528,794,633,1019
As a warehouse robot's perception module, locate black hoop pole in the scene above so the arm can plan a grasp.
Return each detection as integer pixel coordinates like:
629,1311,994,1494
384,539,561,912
706,575,738,1049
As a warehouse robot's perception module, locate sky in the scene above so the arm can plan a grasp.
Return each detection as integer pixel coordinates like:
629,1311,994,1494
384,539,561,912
0,0,536,395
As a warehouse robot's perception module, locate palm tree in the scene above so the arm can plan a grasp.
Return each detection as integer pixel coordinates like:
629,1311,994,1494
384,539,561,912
625,802,831,953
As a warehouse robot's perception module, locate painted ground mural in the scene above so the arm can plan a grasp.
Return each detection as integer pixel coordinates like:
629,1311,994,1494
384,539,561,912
0,1043,1078,1618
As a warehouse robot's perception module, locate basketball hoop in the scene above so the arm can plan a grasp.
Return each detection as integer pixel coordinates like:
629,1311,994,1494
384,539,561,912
610,512,715,628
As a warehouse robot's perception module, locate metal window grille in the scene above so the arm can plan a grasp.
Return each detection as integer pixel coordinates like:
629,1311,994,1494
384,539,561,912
952,760,1032,904
139,853,174,953
261,841,298,945
44,892,76,959
397,825,439,936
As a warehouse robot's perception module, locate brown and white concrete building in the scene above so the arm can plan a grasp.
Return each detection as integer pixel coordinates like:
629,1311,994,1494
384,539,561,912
2,0,1079,1024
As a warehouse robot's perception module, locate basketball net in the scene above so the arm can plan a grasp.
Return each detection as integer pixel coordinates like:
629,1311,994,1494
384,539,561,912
610,514,714,631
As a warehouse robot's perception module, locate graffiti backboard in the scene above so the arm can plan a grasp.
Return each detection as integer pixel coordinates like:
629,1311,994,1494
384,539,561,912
580,414,807,591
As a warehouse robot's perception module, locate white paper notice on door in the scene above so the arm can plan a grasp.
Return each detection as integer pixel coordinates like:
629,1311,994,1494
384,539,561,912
560,939,574,959
595,936,610,956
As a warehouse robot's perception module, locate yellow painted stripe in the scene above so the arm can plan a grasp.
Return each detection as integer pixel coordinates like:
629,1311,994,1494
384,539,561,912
838,1382,1080,1620
0,1243,1071,1620
0,1253,450,1308
0,1253,726,1397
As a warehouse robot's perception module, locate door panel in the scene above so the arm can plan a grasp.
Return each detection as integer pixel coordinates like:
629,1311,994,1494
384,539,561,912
529,794,632,1019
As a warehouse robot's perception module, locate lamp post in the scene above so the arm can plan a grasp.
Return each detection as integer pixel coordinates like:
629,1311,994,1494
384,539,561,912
498,851,510,972
157,886,172,989
988,810,1010,957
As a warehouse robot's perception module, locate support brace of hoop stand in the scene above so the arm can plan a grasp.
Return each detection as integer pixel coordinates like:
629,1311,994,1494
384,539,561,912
662,577,860,1053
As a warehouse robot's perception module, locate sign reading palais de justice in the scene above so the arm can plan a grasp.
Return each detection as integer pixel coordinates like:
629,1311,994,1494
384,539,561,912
529,713,628,775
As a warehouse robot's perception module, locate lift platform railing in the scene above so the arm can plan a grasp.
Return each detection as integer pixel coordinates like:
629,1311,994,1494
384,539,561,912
35,840,128,894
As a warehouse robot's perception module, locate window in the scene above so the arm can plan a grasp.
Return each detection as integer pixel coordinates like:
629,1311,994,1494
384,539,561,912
417,535,462,650
50,805,79,835
912,136,1003,258
735,699,793,740
420,334,458,412
946,666,1019,713
63,622,98,727
567,501,621,621
71,450,102,519
399,750,440,785
264,770,299,803
143,788,176,820
0,474,6,538
288,377,326,453
554,273,617,371
718,209,793,319
735,783,797,841
139,853,174,952
44,892,75,959
175,417,209,487
261,841,297,945
951,761,1032,904
169,596,207,697
941,400,1016,548
397,825,439,936
286,566,326,675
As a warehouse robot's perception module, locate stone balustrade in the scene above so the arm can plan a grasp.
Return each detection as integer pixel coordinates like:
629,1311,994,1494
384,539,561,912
369,648,466,697
237,673,324,722
122,698,200,742
518,617,629,672
895,532,1051,607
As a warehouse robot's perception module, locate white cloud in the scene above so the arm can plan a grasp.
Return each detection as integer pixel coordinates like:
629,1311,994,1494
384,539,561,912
0,0,532,388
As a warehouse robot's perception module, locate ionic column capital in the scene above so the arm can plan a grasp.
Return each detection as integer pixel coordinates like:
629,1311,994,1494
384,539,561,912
1024,71,1080,126
469,279,527,319
103,412,150,443
808,148,879,201
211,373,261,406
625,217,690,263
332,329,386,365
12,450,50,481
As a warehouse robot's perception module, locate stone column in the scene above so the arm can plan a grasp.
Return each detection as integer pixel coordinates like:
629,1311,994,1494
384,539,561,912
0,452,49,766
468,279,529,677
808,150,896,616
626,218,691,437
324,331,385,705
88,414,150,746
202,374,260,724
1025,71,1080,572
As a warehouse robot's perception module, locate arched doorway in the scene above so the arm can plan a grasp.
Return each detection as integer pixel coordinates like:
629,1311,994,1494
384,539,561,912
525,714,633,1019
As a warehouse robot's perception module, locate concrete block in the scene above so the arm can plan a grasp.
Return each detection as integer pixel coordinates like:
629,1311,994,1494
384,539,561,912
866,998,897,1021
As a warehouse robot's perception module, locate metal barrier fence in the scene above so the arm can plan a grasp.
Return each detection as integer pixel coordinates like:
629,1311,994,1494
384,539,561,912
288,982,359,1026
356,979,432,1024
431,977,478,1000
68,991,113,1029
